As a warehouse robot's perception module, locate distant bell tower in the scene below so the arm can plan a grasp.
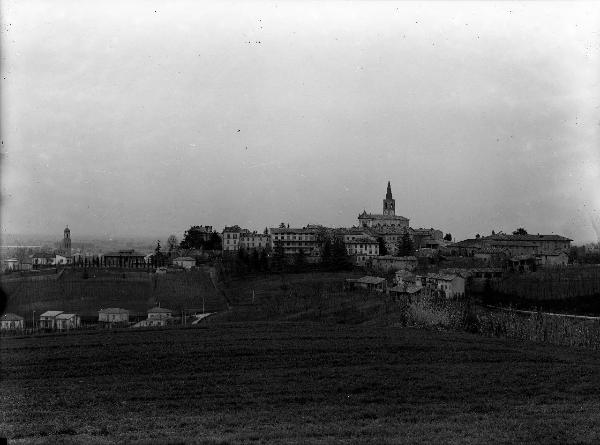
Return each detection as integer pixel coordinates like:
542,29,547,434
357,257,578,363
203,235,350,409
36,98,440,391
62,226,71,255
382,181,395,216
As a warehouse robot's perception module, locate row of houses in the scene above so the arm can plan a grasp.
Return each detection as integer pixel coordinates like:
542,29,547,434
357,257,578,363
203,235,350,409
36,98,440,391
345,271,467,300
0,306,180,332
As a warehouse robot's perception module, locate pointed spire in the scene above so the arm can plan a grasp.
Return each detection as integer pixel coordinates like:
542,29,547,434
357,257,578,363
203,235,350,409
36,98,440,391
386,181,392,199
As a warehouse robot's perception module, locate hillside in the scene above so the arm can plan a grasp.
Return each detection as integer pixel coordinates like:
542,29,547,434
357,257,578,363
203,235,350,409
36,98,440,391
3,323,600,444
1,268,227,319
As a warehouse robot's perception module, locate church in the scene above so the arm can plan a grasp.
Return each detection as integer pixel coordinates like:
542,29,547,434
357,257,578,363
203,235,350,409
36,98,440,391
358,182,409,229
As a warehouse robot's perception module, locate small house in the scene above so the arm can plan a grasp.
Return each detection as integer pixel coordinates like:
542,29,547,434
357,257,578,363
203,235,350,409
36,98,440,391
389,284,422,302
346,276,387,293
536,251,569,267
173,257,196,270
147,306,173,319
1,313,24,331
39,311,64,329
3,258,19,271
419,273,465,299
55,313,81,330
98,308,129,325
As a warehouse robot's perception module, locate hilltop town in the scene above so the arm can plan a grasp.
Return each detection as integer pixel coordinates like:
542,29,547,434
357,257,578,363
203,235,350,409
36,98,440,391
3,181,599,334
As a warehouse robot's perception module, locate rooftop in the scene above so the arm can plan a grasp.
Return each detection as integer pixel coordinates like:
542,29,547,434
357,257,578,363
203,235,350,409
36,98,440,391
56,313,78,320
40,311,63,318
356,276,387,284
148,307,172,313
1,313,24,321
375,255,417,261
99,308,129,314
358,212,409,221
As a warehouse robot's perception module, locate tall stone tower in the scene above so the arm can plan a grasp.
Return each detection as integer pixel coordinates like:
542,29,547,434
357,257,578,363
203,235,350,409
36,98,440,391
382,181,395,216
62,226,72,256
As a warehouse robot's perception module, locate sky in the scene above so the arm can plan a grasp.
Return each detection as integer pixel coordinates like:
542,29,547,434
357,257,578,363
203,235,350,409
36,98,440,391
1,1,599,244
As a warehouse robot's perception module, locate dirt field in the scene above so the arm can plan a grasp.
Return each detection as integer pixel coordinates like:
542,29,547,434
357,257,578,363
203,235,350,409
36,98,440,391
3,323,600,444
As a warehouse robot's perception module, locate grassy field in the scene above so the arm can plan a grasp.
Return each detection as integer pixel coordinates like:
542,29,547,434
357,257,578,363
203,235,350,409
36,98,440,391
1,269,226,320
4,323,600,444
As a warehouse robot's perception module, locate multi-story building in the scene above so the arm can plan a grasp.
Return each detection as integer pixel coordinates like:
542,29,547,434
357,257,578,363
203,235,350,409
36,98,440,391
344,235,379,266
269,227,322,261
239,231,271,252
222,225,245,253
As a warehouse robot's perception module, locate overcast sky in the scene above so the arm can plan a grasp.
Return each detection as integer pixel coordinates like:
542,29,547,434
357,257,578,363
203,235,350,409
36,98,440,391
1,1,599,243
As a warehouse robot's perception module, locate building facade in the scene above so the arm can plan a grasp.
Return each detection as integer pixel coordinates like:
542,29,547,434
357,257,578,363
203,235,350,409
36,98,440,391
222,226,244,252
269,227,322,260
239,232,271,252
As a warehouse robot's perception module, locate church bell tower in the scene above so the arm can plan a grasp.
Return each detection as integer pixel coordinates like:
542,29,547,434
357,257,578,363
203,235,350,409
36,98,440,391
382,181,395,216
62,226,72,256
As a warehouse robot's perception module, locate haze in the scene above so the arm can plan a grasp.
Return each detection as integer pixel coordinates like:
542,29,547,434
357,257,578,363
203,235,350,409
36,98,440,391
1,1,599,243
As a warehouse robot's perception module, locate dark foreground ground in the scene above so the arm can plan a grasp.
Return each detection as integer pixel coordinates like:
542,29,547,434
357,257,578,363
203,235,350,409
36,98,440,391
3,323,600,444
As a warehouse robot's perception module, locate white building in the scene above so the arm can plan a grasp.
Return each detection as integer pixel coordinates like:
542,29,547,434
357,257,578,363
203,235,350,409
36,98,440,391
55,313,81,330
417,273,466,299
239,232,271,252
98,308,130,324
1,313,24,331
173,257,196,270
344,236,379,266
222,226,244,252
39,311,64,329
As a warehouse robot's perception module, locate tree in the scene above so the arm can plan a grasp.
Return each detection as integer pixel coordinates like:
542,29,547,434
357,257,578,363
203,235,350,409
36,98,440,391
321,238,333,269
443,233,452,242
279,222,286,228
264,227,269,235
377,237,388,256
513,228,528,235
167,234,178,254
154,240,163,267
180,226,207,250
331,237,351,270
293,248,307,272
396,231,414,257
272,241,285,271
259,249,269,272
205,232,222,251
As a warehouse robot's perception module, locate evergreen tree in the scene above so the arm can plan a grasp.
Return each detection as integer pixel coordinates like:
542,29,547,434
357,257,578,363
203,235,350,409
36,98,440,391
273,241,285,271
293,248,307,272
321,238,333,269
332,237,351,270
377,237,388,256
396,231,414,257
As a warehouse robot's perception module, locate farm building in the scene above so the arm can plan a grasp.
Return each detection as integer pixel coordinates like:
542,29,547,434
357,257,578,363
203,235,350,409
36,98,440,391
345,276,387,293
536,251,569,267
3,258,19,271
98,308,129,324
389,284,422,302
1,313,24,331
132,306,176,328
102,249,147,268
55,313,81,330
395,270,417,286
417,273,465,299
147,306,173,319
39,311,64,329
32,252,55,267
173,257,196,270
